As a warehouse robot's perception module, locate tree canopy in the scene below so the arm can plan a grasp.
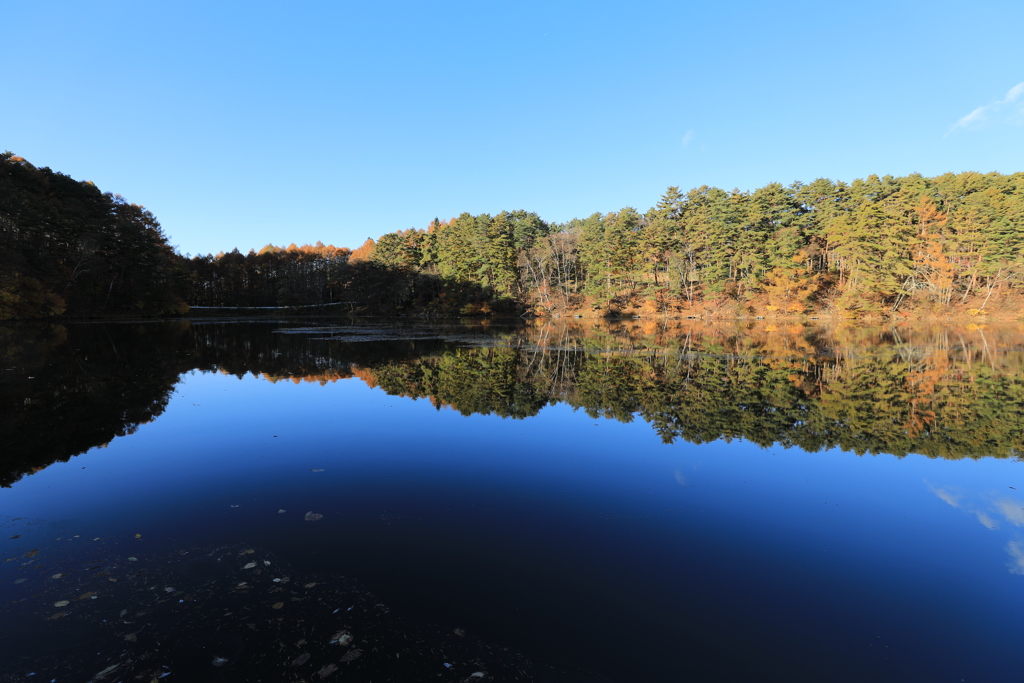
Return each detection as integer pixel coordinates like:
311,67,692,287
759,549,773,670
0,152,186,318
4,151,1023,320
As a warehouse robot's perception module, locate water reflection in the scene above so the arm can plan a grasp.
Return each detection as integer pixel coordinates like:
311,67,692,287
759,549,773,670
4,319,1024,681
0,322,191,487
926,480,1024,577
1006,540,1024,574
4,319,1024,487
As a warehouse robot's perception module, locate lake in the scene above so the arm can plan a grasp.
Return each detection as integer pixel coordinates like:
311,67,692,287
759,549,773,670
2,318,1023,682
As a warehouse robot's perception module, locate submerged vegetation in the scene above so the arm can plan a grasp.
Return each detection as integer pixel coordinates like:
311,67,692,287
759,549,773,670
3,152,1024,319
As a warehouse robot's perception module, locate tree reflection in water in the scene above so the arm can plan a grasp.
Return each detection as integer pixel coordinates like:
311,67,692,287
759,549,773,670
3,319,1023,488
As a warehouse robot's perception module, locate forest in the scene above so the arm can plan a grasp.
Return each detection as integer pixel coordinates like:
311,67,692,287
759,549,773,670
0,152,187,319
3,151,1023,319
322,173,1024,319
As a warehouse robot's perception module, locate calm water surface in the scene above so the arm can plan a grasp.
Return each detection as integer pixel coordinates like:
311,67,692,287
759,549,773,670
2,319,1023,682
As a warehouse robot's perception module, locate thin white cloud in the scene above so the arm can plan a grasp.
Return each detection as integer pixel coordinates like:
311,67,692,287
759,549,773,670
949,82,1024,134
681,130,695,147
952,106,987,130
1002,82,1024,103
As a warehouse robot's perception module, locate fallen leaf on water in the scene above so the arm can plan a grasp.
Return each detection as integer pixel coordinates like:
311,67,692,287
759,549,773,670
272,602,285,609
125,633,137,642
278,509,286,514
48,611,68,620
291,652,311,666
317,663,338,678
78,591,97,600
94,662,120,678
134,534,142,539
54,600,70,607
242,549,254,555
304,582,317,588
330,630,353,646
305,511,323,522
339,649,362,663
51,573,64,579
243,562,257,569
23,549,38,558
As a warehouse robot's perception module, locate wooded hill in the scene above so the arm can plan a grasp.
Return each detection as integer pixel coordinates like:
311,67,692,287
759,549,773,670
0,152,186,319
4,151,1023,319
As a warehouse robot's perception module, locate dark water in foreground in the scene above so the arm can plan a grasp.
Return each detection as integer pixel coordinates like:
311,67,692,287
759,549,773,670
2,319,1024,682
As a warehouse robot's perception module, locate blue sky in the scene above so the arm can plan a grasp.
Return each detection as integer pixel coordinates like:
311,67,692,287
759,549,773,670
4,0,1023,256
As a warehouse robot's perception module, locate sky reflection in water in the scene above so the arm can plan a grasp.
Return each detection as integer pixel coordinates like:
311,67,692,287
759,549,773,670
2,320,1024,682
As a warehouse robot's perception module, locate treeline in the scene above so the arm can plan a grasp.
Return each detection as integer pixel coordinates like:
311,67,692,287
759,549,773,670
354,173,1024,317
5,150,1024,320
0,152,186,319
184,242,353,307
181,172,1024,318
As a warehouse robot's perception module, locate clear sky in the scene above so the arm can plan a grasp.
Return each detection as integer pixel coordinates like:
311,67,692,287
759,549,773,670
4,0,1023,256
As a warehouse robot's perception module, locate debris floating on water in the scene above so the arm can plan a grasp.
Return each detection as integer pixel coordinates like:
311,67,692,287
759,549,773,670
330,630,353,646
0,542,545,681
304,511,323,521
